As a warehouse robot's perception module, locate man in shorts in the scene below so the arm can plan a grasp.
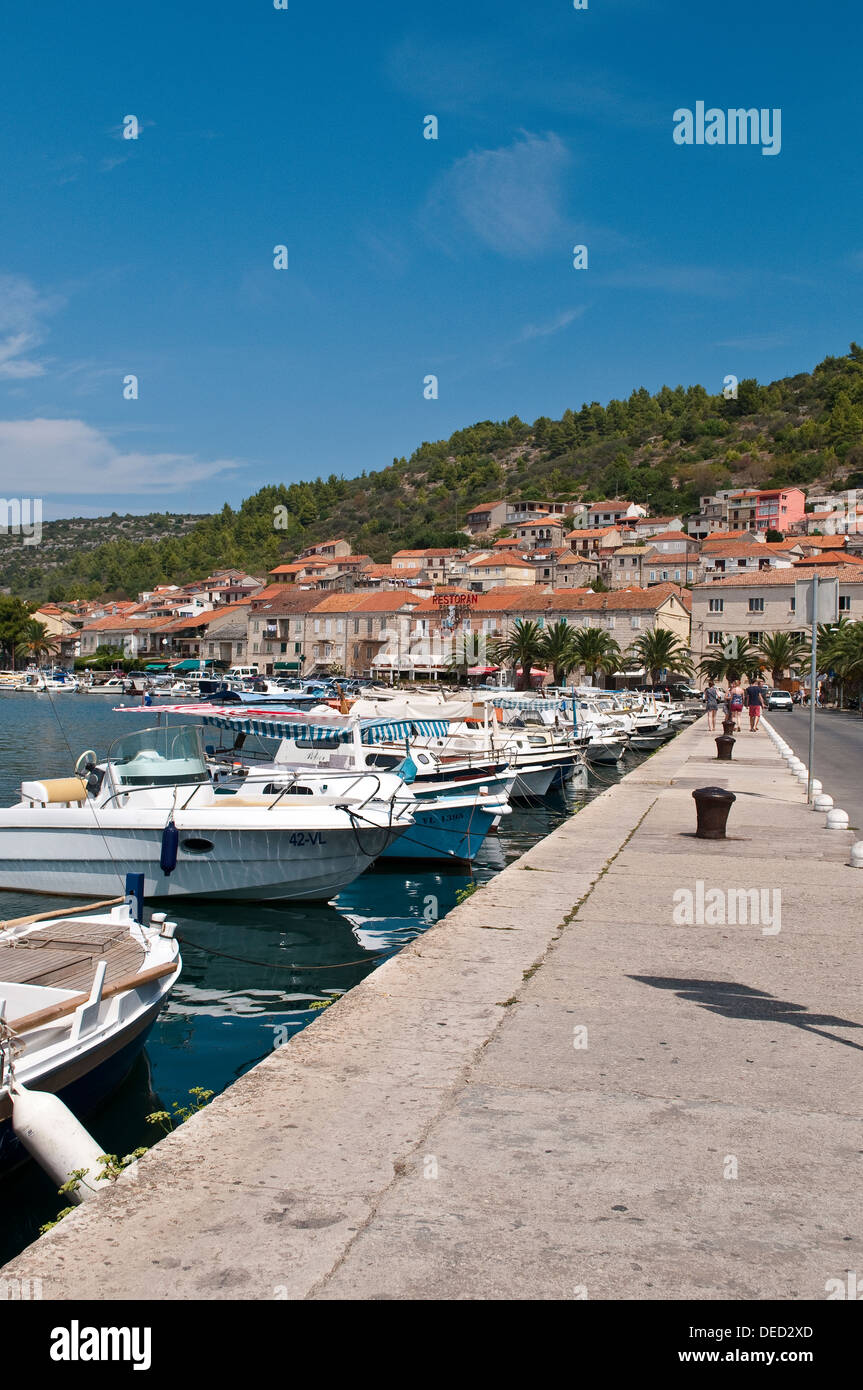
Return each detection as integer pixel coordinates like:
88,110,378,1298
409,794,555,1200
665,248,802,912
745,678,766,731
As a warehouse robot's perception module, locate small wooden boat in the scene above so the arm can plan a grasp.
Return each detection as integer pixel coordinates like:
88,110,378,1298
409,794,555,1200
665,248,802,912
0,880,181,1176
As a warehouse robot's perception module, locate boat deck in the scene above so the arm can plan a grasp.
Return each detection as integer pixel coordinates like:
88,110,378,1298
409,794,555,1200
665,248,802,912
0,920,145,992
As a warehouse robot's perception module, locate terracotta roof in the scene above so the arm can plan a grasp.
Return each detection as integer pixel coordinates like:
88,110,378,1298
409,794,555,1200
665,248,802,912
565,527,621,541
645,531,694,544
703,541,791,558
554,583,691,614
392,548,461,559
700,529,753,542
305,594,376,614
466,500,507,513
349,592,420,612
586,500,635,511
413,587,551,615
792,552,863,567
466,552,536,570
361,563,423,578
412,583,689,616
795,535,848,549
157,602,250,633
81,615,173,633
251,590,332,615
696,564,863,587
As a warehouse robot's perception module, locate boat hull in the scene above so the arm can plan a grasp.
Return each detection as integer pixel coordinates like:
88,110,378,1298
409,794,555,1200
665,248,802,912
0,822,406,901
585,739,627,765
508,765,557,798
0,1004,161,1177
381,800,503,862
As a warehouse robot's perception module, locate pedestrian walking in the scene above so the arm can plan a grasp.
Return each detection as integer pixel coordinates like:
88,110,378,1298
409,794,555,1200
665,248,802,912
728,680,744,732
745,677,766,731
704,678,720,731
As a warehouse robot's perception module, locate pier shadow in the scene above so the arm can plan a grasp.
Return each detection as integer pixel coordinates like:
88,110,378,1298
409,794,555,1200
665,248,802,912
630,976,863,1052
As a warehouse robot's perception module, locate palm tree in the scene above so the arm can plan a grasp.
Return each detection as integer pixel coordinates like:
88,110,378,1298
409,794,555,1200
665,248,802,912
630,627,693,688
698,634,763,684
490,619,544,690
22,619,60,666
815,619,863,710
756,631,806,686
538,620,580,686
568,625,621,688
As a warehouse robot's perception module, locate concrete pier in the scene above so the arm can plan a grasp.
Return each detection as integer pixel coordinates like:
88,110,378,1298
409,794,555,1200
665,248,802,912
3,716,861,1300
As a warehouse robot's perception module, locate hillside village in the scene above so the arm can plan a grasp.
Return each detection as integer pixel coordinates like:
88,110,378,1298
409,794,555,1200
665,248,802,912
20,483,863,684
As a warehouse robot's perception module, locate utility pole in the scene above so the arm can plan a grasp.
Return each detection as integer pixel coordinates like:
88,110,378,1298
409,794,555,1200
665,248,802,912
807,571,818,804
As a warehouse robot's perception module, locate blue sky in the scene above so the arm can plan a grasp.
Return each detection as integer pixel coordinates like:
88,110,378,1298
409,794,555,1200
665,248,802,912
0,0,860,519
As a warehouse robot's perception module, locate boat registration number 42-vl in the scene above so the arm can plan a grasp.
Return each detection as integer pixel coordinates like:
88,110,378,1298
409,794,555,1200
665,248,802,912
288,832,327,846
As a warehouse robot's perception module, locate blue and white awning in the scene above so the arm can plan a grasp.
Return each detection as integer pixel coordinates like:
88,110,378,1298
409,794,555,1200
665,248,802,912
494,696,569,712
361,718,450,744
200,712,451,745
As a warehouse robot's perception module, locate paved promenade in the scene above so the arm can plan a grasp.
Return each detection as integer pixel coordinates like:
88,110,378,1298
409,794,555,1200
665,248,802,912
4,715,861,1300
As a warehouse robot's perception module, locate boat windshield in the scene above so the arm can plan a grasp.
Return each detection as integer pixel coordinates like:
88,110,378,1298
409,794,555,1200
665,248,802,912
106,725,209,787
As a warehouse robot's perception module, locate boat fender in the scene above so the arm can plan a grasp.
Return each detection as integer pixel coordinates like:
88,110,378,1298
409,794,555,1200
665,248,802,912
396,755,417,785
160,818,179,875
10,1083,104,1201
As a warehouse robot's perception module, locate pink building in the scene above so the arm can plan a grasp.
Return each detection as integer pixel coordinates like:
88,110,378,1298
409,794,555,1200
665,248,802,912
752,489,805,532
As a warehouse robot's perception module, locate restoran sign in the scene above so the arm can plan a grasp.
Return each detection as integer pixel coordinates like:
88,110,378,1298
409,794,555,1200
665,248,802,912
432,592,478,607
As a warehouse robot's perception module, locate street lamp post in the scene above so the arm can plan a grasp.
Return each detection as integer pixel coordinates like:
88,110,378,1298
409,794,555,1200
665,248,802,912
796,571,838,803
807,572,818,804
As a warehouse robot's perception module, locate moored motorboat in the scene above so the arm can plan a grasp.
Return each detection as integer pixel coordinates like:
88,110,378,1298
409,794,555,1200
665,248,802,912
0,724,413,901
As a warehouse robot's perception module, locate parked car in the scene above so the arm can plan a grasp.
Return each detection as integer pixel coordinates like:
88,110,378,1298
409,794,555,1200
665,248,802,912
767,689,794,711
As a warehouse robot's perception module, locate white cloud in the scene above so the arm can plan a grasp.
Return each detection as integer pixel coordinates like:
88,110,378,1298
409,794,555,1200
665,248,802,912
0,418,237,497
423,132,571,259
520,307,586,341
0,274,64,379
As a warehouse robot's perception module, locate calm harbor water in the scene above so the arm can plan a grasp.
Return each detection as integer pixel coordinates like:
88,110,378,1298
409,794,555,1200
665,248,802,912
0,691,642,1262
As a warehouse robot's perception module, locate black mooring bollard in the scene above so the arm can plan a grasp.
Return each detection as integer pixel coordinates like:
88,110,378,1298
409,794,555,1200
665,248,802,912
692,786,736,839
722,717,735,736
715,733,735,761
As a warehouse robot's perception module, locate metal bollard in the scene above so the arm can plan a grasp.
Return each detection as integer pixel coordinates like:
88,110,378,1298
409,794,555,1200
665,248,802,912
692,786,737,839
715,733,735,761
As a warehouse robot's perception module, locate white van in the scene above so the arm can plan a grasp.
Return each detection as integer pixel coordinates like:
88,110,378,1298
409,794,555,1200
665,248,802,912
227,665,259,680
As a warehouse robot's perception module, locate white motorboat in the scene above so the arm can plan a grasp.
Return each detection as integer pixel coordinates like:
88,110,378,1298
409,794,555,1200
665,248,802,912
329,697,578,797
0,881,181,1175
9,670,80,693
82,675,129,695
0,724,413,901
207,738,512,864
